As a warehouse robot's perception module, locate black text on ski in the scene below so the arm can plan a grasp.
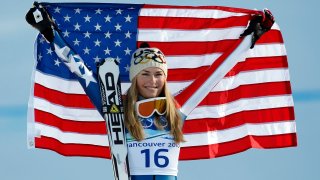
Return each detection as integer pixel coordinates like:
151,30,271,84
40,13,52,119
105,72,124,145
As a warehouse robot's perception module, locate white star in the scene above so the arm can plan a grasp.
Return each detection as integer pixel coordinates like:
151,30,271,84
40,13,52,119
38,53,43,61
124,47,131,55
125,15,132,22
74,8,82,14
54,59,61,66
84,31,91,38
94,23,102,31
54,44,71,62
104,31,112,39
39,37,46,44
116,9,123,14
114,39,122,47
94,56,101,63
51,17,60,27
83,47,91,54
54,7,61,13
104,47,111,55
84,14,91,22
124,64,130,72
74,23,81,31
47,48,53,55
66,55,82,75
94,39,101,46
67,55,97,87
115,56,121,63
64,15,71,22
115,23,122,31
95,9,103,14
104,15,112,23
82,68,97,87
63,30,70,37
73,38,80,46
125,31,132,39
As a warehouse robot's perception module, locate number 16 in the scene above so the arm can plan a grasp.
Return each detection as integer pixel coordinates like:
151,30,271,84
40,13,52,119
140,149,169,168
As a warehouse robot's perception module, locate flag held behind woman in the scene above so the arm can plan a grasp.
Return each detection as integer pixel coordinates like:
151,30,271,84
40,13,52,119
26,2,297,160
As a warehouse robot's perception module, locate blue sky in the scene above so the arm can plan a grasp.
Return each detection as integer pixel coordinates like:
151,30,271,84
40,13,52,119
0,0,319,179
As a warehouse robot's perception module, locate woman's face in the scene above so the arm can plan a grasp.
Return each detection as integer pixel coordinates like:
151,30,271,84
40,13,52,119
136,67,166,98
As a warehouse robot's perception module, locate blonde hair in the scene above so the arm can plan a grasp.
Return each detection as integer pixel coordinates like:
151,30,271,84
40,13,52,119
124,78,184,143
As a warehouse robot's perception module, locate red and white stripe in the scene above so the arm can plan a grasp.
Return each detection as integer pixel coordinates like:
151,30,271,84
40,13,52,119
28,5,296,159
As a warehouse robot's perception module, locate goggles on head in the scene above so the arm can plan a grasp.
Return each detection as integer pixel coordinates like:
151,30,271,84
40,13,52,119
136,97,167,118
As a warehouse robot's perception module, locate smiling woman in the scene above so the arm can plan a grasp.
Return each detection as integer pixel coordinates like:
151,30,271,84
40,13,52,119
136,67,166,98
124,43,184,180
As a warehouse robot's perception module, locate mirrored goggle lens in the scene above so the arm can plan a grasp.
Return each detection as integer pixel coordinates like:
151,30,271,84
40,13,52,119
136,97,166,118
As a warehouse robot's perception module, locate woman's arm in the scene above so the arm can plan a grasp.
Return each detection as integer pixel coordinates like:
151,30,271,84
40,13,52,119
175,9,274,116
174,9,275,117
175,36,252,117
26,3,103,115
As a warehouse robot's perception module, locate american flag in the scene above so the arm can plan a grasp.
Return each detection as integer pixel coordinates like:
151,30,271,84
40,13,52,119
27,2,297,160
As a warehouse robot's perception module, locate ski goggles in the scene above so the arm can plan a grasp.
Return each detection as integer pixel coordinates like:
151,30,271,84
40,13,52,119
136,97,167,118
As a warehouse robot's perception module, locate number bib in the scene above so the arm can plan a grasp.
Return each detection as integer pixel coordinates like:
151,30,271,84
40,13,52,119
126,115,180,176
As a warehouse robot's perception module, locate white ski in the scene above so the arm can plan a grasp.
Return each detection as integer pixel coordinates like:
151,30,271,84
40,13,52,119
97,58,130,180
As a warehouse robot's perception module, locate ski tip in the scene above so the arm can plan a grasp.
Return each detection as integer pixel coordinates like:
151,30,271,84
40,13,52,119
112,58,120,65
105,57,120,65
96,57,118,67
105,57,115,62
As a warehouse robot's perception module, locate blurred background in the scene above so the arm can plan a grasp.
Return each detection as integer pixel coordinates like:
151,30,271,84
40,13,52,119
0,0,319,179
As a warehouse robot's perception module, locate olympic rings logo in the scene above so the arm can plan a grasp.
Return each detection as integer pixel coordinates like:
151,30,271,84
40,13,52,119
133,49,166,65
139,116,168,129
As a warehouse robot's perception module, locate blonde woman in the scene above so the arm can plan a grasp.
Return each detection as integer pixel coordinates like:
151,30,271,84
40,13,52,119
124,41,237,179
124,43,184,180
